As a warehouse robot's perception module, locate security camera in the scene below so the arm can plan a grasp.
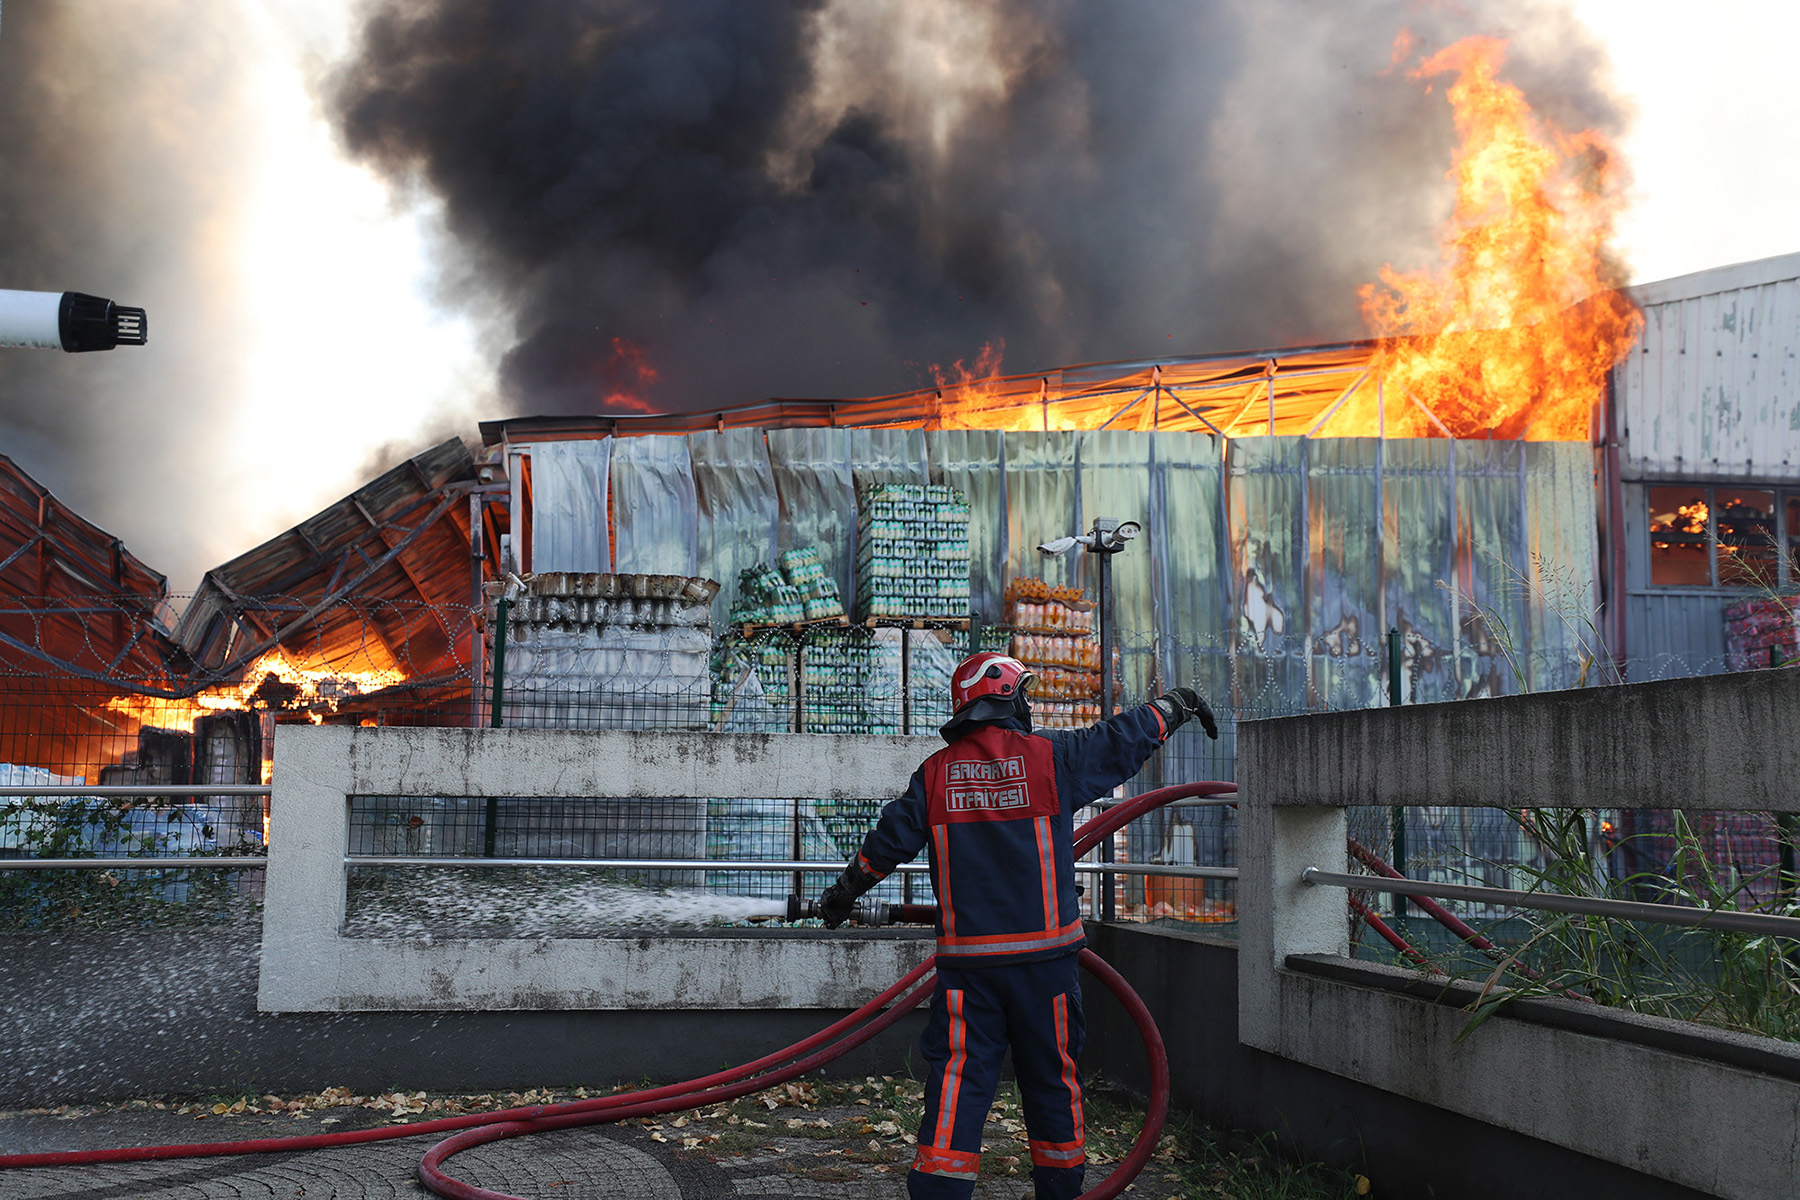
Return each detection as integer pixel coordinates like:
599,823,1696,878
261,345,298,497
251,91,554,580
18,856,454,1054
1038,536,1080,556
0,290,147,352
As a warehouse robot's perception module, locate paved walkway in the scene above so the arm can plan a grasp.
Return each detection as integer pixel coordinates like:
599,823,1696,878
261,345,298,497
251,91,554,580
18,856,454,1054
0,1093,1189,1200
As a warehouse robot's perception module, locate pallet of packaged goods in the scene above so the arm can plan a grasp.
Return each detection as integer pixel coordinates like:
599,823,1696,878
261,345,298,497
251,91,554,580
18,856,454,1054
731,545,847,631
1002,577,1095,634
856,481,971,623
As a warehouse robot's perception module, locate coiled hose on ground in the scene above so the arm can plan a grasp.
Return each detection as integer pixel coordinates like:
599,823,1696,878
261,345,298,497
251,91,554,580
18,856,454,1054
0,780,1237,1200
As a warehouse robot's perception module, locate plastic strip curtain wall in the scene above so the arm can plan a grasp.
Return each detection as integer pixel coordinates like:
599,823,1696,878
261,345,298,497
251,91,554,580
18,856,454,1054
1004,433,1082,596
1524,442,1604,689
688,429,780,630
528,439,612,573
1452,440,1527,700
610,435,699,576
1076,431,1156,702
925,430,1008,621
1380,438,1459,705
1226,438,1309,718
765,429,858,604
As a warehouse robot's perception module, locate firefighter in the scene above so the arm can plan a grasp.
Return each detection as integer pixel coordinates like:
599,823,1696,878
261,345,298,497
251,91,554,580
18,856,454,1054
816,651,1217,1200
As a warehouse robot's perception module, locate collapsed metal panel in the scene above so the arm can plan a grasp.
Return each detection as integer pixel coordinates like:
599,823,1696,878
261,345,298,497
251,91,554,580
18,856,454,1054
178,437,478,683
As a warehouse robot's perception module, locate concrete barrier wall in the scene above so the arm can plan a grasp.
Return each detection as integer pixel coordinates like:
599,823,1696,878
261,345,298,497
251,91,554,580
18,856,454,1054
0,926,927,1109
1084,924,1715,1200
1235,669,1800,1199
263,726,940,1012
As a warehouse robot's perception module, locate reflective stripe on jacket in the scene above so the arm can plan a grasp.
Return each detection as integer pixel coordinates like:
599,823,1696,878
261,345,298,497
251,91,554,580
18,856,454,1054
856,704,1168,968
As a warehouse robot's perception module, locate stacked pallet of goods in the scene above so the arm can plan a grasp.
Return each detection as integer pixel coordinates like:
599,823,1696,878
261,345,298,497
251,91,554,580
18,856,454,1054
1723,594,1799,670
855,483,971,621
728,547,844,627
1004,577,1102,730
800,628,892,734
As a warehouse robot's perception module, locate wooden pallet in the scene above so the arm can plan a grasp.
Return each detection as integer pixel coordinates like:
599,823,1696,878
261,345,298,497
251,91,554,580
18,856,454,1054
861,616,971,630
737,614,851,637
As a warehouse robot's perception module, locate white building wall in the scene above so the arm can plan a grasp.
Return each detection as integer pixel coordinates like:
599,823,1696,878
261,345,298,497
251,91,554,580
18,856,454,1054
1617,251,1800,482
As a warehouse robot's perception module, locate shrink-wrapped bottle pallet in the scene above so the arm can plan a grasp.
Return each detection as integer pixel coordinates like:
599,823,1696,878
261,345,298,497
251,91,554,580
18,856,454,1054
855,482,971,621
1003,576,1113,727
729,546,844,626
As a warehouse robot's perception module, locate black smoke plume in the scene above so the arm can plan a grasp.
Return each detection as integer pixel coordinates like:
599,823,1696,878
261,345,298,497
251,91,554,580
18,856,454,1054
330,0,1627,416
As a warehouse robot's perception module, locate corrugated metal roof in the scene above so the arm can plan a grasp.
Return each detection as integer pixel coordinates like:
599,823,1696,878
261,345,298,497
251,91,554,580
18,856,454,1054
175,438,480,683
1616,251,1800,481
479,341,1382,444
0,452,175,680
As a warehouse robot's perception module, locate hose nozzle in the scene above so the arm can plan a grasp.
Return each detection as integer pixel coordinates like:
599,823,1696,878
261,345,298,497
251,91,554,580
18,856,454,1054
787,894,891,926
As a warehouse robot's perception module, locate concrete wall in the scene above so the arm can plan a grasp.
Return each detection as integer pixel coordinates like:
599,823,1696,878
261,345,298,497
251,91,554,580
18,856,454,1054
1236,669,1800,1199
263,725,939,1012
1085,924,1714,1200
1241,666,1800,813
0,926,926,1109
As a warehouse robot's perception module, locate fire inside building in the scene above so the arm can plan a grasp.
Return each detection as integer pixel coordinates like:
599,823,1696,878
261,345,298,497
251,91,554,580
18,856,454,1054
0,251,1796,923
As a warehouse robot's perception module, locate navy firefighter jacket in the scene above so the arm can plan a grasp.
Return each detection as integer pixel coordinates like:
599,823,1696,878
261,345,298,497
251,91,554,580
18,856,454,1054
853,704,1169,968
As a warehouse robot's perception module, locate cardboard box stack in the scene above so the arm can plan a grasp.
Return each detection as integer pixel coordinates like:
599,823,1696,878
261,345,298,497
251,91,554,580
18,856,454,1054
1724,594,1799,670
1005,577,1103,729
856,483,971,621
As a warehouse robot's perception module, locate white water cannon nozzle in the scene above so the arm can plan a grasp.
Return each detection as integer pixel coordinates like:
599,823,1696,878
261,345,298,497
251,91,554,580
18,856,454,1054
0,289,147,352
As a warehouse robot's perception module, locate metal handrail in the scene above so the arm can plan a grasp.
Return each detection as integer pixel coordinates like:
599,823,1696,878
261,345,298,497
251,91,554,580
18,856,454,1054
1302,867,1800,939
1092,795,1237,810
0,785,271,796
345,856,1239,881
0,856,267,870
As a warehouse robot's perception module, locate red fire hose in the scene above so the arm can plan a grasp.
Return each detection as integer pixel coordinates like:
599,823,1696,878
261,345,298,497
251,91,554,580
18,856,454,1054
0,779,1231,1200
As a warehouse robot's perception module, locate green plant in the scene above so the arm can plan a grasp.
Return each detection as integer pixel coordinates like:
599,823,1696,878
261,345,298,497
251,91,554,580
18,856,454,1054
1417,550,1800,1043
0,795,262,931
1447,808,1800,1043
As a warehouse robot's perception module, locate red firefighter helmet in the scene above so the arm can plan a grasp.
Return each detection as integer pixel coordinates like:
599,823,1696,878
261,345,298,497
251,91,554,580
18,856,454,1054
949,652,1036,722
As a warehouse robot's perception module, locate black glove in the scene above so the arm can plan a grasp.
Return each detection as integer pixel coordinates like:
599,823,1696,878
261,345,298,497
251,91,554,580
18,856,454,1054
817,880,857,929
816,857,882,928
1151,686,1219,740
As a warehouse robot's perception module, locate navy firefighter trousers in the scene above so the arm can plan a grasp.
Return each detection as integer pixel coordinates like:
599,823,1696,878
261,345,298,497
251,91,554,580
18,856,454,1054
909,953,1085,1200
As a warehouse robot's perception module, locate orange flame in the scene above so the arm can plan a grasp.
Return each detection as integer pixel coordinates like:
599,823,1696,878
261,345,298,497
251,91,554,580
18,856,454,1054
102,650,407,735
926,341,1085,431
598,337,658,414
1325,35,1641,440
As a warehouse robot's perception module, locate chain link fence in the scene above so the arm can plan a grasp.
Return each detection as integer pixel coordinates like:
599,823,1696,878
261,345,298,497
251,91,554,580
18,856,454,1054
1,591,1791,941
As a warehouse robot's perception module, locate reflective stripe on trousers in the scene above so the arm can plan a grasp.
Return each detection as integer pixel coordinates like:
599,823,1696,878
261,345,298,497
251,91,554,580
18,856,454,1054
907,954,1086,1200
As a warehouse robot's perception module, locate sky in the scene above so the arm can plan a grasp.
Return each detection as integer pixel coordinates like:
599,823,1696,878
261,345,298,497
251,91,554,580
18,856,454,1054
0,1,1795,592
